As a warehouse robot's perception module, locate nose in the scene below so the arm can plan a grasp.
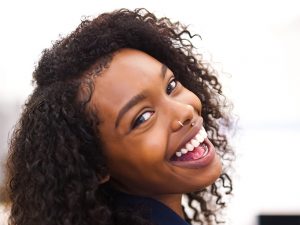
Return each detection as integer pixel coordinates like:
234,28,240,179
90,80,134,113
170,103,194,132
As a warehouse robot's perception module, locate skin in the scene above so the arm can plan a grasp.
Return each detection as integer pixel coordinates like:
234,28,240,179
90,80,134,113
90,48,222,217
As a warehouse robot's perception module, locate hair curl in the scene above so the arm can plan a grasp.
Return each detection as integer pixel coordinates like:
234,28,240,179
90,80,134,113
6,8,234,225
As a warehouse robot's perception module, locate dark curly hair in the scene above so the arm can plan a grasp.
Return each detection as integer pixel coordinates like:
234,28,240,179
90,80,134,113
6,8,234,225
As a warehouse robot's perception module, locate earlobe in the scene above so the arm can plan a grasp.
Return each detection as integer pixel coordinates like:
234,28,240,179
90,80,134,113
99,174,110,184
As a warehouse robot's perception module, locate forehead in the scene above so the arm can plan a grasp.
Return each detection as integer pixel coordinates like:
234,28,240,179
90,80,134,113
99,50,161,89
90,49,164,124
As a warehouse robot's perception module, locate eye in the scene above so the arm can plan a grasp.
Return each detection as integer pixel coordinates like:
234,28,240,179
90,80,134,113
166,78,177,95
132,111,154,129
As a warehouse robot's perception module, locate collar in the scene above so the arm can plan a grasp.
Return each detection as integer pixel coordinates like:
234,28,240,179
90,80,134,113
113,191,190,225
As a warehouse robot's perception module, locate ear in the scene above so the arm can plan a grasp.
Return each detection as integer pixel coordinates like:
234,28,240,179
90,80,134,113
99,174,110,184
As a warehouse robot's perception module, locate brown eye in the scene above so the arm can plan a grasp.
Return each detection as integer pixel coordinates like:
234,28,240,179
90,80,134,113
166,79,177,95
132,111,154,129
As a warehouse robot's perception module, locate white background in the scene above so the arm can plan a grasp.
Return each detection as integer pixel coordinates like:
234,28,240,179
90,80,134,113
0,1,300,225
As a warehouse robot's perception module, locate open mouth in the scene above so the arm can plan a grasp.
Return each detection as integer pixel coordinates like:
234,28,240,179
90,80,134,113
170,127,210,162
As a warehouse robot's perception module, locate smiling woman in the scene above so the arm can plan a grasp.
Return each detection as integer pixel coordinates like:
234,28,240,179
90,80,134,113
5,8,234,225
91,49,222,199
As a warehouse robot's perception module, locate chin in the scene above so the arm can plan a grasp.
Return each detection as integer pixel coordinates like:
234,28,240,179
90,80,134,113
193,158,223,191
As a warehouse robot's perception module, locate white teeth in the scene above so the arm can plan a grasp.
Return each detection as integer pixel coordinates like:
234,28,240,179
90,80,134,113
197,135,204,143
181,148,188,154
200,128,207,139
176,152,182,157
191,139,200,148
186,143,194,151
174,127,208,158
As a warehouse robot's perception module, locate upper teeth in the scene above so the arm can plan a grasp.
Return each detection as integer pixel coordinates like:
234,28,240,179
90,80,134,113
175,127,207,157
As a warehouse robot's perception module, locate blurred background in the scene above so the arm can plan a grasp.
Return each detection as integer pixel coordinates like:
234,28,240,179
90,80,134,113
0,0,299,225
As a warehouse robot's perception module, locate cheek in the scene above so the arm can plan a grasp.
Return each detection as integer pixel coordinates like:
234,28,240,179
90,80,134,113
184,89,202,114
105,130,168,173
193,93,202,111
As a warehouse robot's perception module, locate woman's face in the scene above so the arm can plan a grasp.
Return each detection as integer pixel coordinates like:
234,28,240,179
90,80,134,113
90,48,221,196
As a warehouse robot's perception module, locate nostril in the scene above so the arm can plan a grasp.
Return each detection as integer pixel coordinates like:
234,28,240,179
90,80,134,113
182,119,191,126
171,103,195,131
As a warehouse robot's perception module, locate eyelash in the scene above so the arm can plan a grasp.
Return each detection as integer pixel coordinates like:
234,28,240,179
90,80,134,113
131,78,178,129
132,111,154,129
166,78,178,95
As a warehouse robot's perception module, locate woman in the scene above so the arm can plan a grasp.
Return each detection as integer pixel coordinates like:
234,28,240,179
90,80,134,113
6,8,234,225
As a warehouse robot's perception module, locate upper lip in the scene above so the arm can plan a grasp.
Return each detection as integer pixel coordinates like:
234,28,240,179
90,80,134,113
169,117,203,159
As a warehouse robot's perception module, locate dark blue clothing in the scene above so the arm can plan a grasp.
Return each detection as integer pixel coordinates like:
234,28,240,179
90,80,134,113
115,191,190,225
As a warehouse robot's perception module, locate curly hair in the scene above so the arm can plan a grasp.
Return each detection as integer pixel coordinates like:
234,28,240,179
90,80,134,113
6,8,234,225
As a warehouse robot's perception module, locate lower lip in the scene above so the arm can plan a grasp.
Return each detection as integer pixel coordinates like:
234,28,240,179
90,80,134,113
169,138,216,169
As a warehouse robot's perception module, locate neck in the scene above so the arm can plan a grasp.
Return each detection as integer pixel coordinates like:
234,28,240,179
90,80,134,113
152,194,184,218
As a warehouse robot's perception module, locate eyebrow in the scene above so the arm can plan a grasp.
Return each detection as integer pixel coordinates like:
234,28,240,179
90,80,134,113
114,64,168,129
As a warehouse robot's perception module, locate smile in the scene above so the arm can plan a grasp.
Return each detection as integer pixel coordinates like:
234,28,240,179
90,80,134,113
170,127,216,169
174,127,207,158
